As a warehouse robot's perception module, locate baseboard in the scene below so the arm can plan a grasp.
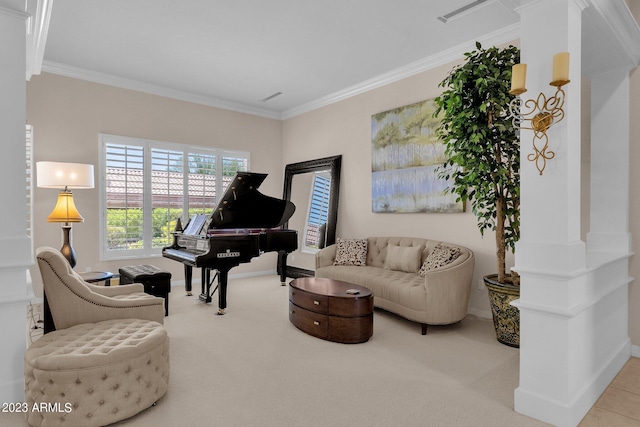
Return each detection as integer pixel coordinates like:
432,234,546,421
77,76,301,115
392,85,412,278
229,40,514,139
515,338,630,427
170,269,279,288
632,344,640,358
467,307,492,320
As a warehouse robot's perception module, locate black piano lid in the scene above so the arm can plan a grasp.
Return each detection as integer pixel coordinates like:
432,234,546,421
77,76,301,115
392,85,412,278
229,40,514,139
209,171,295,230
225,171,268,193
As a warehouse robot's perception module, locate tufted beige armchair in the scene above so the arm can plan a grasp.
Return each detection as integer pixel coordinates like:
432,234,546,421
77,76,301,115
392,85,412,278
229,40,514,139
36,246,165,332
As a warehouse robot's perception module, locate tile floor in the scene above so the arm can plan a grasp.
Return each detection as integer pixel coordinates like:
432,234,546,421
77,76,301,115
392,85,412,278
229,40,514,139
579,357,640,426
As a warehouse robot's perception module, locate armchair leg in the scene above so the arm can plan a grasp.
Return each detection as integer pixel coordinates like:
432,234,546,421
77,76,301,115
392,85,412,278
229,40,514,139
43,291,56,334
421,323,427,335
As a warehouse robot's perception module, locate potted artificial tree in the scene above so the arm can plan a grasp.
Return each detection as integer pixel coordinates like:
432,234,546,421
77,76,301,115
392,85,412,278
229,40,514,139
434,43,521,347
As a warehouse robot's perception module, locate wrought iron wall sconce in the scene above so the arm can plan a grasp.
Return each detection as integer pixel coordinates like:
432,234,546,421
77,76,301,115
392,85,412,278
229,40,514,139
508,52,570,175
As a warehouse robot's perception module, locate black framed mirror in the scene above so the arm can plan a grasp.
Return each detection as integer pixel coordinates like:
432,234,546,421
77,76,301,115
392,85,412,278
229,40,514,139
279,155,341,278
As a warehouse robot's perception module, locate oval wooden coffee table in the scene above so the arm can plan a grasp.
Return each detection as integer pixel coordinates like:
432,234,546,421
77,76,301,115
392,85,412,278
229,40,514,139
289,277,373,344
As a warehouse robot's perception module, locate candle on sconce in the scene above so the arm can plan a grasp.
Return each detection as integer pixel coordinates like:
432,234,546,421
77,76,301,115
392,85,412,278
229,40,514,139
510,63,527,95
551,52,570,85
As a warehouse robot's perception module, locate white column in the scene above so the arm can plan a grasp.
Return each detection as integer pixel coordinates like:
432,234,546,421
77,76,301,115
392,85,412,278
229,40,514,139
587,70,631,253
513,0,587,425
0,5,32,402
514,1,633,426
514,0,585,275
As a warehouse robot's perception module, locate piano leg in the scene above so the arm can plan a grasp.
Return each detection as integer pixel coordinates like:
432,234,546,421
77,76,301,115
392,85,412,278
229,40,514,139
199,269,213,303
217,269,228,315
277,250,288,286
199,268,227,314
202,268,207,296
194,263,236,313
184,265,193,296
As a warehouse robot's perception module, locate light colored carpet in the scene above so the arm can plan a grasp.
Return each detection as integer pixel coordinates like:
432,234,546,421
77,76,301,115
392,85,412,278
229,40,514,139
3,274,551,427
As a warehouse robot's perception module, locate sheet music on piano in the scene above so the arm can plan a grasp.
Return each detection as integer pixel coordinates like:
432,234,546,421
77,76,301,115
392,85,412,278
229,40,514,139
183,214,208,235
179,214,210,253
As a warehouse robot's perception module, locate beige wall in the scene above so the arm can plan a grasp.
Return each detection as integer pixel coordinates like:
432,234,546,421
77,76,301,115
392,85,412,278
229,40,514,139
27,73,283,295
282,61,509,318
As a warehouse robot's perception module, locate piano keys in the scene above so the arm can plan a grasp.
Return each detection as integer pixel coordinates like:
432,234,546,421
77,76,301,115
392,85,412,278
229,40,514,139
162,172,298,314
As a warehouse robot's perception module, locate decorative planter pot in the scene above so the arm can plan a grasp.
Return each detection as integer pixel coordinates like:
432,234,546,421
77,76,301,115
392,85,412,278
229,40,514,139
484,274,520,348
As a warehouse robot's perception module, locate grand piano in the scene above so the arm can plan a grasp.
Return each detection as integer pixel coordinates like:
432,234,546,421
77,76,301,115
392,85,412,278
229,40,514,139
162,172,297,314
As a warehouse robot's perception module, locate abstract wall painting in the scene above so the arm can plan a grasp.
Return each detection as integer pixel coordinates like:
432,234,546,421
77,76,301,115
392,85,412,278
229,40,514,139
371,99,463,213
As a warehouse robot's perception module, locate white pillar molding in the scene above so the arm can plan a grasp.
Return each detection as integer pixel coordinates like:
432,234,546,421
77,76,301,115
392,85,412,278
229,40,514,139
514,0,586,276
586,69,631,254
0,3,32,403
25,0,53,80
513,1,639,426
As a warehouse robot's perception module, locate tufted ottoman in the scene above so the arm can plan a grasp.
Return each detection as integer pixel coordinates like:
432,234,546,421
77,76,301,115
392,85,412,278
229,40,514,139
24,318,169,427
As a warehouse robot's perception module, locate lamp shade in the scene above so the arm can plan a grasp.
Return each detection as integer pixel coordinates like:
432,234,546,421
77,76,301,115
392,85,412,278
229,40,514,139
36,161,95,189
46,191,84,223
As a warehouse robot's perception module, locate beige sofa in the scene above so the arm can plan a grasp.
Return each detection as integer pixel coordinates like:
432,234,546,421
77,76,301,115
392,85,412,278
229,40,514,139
315,237,475,334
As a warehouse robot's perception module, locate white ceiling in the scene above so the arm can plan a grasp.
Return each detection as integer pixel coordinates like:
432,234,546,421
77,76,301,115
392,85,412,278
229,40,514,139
41,0,521,119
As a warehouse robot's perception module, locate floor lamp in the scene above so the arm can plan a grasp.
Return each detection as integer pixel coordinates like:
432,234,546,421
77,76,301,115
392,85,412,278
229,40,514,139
36,161,95,268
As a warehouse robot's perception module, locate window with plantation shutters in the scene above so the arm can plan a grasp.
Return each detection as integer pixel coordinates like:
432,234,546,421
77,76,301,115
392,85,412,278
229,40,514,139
104,142,144,253
187,152,216,216
302,173,331,253
151,148,184,249
99,134,249,260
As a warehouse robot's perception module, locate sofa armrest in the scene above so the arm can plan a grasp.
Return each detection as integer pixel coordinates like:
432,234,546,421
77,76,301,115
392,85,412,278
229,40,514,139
315,244,337,269
422,249,475,324
88,282,145,297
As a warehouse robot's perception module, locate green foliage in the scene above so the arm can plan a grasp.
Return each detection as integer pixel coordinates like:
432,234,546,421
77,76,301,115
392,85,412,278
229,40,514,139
188,154,215,174
223,159,245,176
434,42,520,283
106,208,143,249
106,208,192,249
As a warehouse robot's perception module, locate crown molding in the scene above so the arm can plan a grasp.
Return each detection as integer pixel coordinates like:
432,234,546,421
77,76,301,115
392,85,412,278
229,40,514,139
29,1,640,121
41,61,283,120
585,0,640,70
508,0,640,76
0,1,52,80
281,22,521,119
0,5,29,20
25,0,53,80
42,23,521,122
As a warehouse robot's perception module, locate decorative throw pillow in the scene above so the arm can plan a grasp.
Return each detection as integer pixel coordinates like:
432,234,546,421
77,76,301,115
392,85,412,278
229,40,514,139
333,238,368,266
384,245,423,273
418,244,462,276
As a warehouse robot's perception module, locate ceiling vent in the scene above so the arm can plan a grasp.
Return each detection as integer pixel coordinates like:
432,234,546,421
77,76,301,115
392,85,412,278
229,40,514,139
261,92,283,102
437,0,488,23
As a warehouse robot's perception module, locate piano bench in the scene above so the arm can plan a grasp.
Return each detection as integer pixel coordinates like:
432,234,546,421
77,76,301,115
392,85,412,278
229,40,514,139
119,265,172,316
